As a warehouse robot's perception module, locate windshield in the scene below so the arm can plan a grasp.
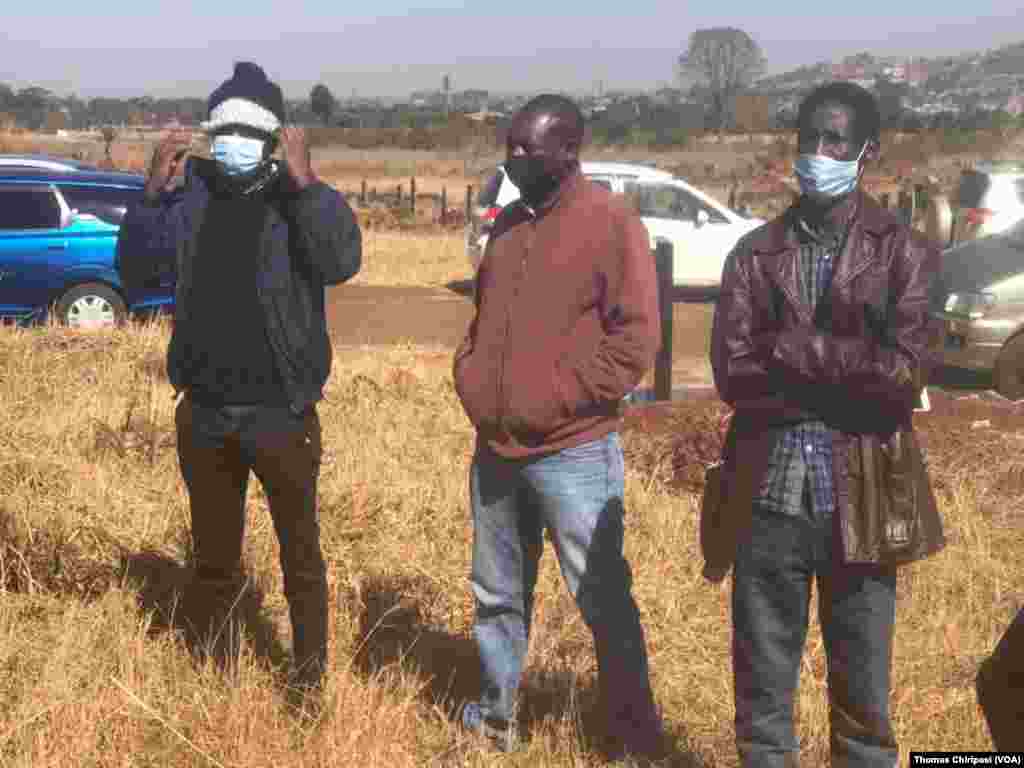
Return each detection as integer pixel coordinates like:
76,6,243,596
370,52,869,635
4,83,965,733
477,170,504,207
58,185,143,226
957,170,992,208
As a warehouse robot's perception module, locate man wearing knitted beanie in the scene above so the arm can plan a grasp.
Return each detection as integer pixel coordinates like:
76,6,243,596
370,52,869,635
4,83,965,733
118,62,361,712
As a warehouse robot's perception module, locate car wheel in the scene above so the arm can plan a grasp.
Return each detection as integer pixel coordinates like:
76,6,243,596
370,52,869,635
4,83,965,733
994,333,1024,401
54,283,127,329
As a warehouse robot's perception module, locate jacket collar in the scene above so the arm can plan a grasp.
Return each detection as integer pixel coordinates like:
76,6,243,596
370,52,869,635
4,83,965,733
749,190,903,321
517,168,585,221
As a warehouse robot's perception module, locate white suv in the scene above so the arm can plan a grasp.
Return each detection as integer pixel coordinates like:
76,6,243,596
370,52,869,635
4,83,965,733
466,161,764,290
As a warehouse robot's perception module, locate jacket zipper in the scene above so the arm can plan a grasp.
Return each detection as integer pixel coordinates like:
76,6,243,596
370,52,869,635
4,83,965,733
497,214,534,430
259,216,305,414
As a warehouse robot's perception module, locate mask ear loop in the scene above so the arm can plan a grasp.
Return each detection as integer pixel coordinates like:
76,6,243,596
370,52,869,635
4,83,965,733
855,140,871,186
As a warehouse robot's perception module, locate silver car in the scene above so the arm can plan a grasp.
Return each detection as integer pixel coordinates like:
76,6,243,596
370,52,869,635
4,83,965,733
933,219,1024,399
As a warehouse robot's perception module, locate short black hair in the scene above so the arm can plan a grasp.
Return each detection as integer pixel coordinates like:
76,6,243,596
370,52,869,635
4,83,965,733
517,94,585,145
797,81,881,145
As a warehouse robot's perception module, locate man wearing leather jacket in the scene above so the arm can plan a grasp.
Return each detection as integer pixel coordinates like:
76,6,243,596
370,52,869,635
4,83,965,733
709,82,943,767
117,62,361,702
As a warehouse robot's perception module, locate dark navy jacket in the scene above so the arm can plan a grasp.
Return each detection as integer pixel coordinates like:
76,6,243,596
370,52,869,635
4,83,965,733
117,156,362,414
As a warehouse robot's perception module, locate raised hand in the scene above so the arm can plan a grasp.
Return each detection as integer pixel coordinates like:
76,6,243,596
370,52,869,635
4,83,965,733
145,130,193,201
279,126,316,191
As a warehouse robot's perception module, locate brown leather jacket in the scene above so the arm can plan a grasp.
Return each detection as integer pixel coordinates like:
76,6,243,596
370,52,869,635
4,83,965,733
707,191,945,572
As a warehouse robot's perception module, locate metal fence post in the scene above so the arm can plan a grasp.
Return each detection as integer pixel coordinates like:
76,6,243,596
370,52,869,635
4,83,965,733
654,241,674,402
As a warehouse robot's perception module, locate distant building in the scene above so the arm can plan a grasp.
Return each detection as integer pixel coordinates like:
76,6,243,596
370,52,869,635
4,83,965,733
884,64,907,83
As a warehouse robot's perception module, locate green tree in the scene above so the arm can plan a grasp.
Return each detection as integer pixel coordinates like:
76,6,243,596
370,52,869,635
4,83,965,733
310,83,336,125
679,27,765,130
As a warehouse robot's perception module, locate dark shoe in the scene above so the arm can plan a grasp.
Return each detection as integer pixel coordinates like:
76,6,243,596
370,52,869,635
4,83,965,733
460,701,518,752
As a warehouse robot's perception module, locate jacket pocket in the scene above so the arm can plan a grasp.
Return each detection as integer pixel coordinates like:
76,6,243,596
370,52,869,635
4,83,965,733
879,429,917,554
500,356,569,437
844,429,945,566
454,352,497,429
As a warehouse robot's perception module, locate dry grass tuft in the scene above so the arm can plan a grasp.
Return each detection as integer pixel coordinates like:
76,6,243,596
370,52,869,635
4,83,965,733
0,317,1018,765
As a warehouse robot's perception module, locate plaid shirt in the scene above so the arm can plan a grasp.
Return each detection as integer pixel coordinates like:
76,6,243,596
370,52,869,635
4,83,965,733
756,218,846,516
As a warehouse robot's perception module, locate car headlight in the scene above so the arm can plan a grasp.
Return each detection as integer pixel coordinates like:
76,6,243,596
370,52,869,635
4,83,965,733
944,291,996,319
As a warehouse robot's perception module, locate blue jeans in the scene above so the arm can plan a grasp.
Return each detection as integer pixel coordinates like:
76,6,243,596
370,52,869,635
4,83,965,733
467,432,661,754
733,501,898,768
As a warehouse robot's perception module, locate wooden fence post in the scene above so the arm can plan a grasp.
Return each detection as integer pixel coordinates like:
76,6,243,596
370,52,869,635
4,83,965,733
654,241,674,402
410,177,417,215
440,187,448,225
914,184,927,226
397,184,403,206
465,185,474,223
360,179,367,205
898,188,913,226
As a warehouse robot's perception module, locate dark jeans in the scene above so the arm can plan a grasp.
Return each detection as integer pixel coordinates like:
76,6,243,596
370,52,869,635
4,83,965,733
733,502,898,768
465,433,661,756
175,397,327,686
977,606,1024,750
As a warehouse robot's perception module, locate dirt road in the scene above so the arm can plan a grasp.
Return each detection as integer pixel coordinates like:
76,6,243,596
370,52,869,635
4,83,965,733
325,284,715,368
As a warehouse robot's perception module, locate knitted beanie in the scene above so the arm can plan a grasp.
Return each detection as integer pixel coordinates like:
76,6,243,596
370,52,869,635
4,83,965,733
203,62,285,135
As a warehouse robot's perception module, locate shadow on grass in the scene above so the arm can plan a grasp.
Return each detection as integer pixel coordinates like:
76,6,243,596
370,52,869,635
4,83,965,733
349,571,709,766
120,549,290,676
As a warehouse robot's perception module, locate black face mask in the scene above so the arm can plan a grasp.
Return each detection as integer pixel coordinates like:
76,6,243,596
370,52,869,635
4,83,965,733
505,156,562,205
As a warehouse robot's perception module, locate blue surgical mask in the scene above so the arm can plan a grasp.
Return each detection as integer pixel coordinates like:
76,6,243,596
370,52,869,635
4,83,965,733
211,135,266,176
794,142,867,198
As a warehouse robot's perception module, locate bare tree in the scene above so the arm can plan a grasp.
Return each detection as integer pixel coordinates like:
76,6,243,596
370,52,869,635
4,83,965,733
310,83,336,126
679,27,765,131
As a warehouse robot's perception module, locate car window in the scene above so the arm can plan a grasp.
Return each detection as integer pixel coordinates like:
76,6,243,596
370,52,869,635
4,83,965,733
623,182,728,224
957,170,992,208
477,170,505,207
58,184,142,226
0,185,61,230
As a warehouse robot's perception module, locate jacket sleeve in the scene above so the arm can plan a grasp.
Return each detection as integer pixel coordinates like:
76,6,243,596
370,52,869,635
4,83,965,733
286,182,362,286
771,233,942,410
711,238,780,407
454,262,483,372
560,210,660,406
116,188,186,303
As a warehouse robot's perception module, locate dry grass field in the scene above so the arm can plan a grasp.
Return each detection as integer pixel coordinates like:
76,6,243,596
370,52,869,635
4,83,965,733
0,316,1019,767
1,124,1023,765
350,232,471,288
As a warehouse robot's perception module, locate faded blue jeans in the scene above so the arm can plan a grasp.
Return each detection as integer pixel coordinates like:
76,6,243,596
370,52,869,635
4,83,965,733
466,432,661,755
733,500,899,768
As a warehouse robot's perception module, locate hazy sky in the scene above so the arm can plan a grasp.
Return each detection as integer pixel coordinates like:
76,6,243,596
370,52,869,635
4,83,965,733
3,3,1021,100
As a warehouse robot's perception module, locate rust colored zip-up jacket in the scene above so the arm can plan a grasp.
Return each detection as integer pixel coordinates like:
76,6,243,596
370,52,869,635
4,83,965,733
453,172,660,459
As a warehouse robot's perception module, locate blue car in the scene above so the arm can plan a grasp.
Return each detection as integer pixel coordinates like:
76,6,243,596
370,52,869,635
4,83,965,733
0,165,175,327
